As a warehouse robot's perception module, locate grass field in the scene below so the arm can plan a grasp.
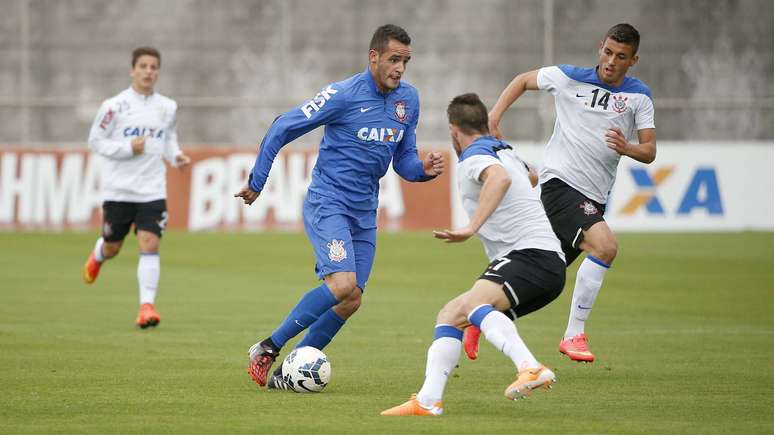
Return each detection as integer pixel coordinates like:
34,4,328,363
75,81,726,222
1,231,773,434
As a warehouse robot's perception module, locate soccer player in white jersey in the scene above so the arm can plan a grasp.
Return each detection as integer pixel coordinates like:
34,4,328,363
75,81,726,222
381,93,566,416
467,23,657,362
82,47,191,328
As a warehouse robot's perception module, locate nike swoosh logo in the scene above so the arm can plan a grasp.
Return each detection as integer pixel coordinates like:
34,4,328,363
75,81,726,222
360,106,376,113
577,305,593,310
484,272,501,277
576,94,586,98
295,320,305,327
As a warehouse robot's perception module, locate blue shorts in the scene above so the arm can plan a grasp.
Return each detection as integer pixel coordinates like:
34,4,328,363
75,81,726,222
303,192,377,290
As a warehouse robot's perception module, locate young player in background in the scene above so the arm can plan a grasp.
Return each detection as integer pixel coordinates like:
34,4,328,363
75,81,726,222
381,93,565,416
235,24,445,390
465,23,656,363
82,47,190,329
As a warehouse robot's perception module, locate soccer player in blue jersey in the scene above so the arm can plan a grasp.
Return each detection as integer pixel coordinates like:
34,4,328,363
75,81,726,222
465,23,657,363
235,24,445,390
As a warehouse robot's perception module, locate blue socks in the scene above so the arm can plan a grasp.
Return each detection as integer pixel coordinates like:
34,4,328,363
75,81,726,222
270,283,338,349
296,309,347,350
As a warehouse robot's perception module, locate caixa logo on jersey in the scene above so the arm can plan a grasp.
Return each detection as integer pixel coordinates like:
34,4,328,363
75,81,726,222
357,127,405,143
123,127,164,138
616,166,723,216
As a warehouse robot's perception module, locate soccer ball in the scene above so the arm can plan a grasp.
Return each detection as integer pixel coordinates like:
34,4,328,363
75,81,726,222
281,346,331,393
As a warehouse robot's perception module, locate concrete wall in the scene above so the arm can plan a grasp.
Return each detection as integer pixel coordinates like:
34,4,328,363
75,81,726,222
1,0,772,146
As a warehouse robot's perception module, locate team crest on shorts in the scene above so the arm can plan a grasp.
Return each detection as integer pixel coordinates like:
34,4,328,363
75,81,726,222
102,222,113,237
580,201,599,216
612,95,628,113
394,101,407,121
327,239,347,263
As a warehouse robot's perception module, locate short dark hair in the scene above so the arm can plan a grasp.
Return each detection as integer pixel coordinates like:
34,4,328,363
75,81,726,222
604,23,640,53
369,24,411,53
447,93,489,135
132,46,161,68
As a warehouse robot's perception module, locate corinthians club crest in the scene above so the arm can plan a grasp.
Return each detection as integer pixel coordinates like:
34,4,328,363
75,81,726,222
612,94,628,113
394,101,407,121
327,239,347,263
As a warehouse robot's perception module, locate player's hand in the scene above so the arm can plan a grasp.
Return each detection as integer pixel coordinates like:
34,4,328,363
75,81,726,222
423,152,445,177
488,115,503,140
606,127,630,156
234,184,260,205
175,153,191,168
131,137,145,155
432,226,475,243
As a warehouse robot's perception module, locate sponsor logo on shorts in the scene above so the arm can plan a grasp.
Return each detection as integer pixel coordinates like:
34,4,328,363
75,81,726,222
326,239,347,262
580,200,598,216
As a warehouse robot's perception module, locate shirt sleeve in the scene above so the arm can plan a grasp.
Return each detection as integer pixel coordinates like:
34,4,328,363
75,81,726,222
163,102,183,166
463,155,504,183
88,100,134,160
536,66,567,95
392,102,434,182
635,96,656,130
249,84,347,192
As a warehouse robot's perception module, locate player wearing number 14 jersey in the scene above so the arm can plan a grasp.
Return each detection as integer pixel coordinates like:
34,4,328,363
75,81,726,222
469,23,658,363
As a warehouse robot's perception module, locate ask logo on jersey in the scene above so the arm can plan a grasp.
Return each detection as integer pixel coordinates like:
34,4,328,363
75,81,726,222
357,127,405,143
300,85,338,119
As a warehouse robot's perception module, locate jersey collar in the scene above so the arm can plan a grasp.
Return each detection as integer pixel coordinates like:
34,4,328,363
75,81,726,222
458,136,502,162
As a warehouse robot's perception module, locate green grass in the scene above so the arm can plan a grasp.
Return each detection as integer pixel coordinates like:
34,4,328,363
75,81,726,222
1,231,773,434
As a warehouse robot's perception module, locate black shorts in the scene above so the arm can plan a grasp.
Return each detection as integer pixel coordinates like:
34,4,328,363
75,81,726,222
101,200,168,242
478,248,566,319
540,178,606,266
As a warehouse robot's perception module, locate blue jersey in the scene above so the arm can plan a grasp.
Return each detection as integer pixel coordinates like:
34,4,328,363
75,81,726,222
249,68,432,212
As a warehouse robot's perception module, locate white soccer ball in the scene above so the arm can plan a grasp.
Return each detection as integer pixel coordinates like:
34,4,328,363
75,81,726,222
281,346,331,393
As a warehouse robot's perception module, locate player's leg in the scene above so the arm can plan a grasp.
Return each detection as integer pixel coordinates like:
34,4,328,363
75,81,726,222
83,201,130,283
133,200,166,329
248,209,355,387
560,220,616,361
295,227,375,350
541,178,611,361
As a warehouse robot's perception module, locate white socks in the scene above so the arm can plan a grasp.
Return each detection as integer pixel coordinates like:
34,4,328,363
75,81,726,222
417,326,463,408
478,309,538,371
564,256,609,339
93,237,105,262
138,253,160,305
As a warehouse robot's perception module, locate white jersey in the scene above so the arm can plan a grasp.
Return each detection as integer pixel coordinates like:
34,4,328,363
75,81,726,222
537,65,655,204
457,137,564,263
88,87,182,203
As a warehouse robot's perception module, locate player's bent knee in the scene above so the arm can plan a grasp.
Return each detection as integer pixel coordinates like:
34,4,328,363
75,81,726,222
436,298,468,328
325,273,358,301
102,242,122,258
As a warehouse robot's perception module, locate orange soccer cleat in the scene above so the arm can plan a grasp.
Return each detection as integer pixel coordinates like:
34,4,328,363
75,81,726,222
504,366,556,400
380,394,444,416
559,333,595,362
247,342,279,387
135,303,160,329
82,252,102,284
463,325,481,360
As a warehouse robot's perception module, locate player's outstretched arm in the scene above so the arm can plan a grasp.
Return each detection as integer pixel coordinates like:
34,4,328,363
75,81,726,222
433,164,511,243
488,69,540,139
606,127,656,164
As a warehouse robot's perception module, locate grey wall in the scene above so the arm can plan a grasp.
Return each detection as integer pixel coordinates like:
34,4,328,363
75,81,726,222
1,0,772,146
